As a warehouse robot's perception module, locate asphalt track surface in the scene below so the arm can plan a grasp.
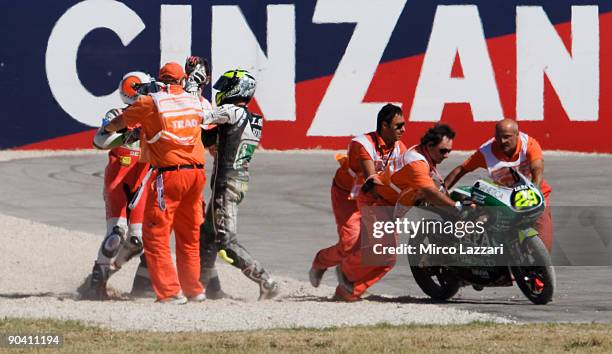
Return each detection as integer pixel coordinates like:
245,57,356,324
1,151,611,323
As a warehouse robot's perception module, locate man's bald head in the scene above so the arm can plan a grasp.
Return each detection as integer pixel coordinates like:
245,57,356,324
495,119,520,157
495,119,519,136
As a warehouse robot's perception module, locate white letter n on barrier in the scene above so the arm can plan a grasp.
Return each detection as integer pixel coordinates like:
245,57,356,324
307,0,407,136
517,6,599,121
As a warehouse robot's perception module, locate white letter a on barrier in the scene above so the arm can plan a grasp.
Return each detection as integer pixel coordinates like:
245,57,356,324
410,5,503,122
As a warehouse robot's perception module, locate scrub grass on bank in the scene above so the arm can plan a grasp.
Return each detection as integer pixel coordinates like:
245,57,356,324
1,318,612,353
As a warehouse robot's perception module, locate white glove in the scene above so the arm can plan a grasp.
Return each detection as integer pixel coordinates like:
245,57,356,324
185,65,208,93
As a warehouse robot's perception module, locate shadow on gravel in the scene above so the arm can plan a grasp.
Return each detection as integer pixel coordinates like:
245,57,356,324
366,294,537,306
0,292,76,300
283,293,435,304
447,298,533,306
0,292,55,299
361,294,433,304
283,294,336,302
0,291,135,302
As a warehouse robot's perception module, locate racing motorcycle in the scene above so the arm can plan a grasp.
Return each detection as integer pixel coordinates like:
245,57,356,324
404,169,555,305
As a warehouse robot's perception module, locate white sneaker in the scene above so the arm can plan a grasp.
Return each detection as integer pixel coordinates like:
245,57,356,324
157,294,188,305
188,292,206,302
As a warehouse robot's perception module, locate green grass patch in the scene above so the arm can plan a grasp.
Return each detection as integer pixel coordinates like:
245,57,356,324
1,318,611,353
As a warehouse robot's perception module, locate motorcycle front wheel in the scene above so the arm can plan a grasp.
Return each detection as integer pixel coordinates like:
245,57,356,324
510,236,555,305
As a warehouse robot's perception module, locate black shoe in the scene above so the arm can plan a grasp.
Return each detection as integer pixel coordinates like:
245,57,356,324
309,267,327,288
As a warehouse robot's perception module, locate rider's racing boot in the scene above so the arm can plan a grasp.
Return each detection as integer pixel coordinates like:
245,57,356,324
130,256,155,298
242,262,280,300
202,267,229,300
87,262,111,300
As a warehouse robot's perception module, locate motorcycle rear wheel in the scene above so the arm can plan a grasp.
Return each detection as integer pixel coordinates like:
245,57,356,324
510,236,555,305
407,229,460,301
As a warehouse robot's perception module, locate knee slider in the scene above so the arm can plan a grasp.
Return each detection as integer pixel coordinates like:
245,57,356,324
101,226,125,258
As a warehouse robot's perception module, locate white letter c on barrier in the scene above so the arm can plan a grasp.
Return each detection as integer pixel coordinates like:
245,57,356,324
46,0,145,127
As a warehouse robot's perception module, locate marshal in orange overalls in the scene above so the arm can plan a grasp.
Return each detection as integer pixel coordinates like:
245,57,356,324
121,64,207,301
336,145,437,301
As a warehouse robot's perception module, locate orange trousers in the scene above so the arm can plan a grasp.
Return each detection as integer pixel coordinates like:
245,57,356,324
312,184,360,270
143,168,205,300
336,196,396,301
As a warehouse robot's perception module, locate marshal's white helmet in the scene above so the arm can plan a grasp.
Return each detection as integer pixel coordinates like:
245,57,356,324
119,71,153,105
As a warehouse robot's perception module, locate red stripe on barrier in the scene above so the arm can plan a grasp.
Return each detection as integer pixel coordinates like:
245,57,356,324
16,129,97,150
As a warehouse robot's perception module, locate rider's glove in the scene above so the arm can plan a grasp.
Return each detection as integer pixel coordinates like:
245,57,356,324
184,56,211,93
208,104,233,124
101,108,122,127
185,66,208,93
361,175,383,194
185,56,204,75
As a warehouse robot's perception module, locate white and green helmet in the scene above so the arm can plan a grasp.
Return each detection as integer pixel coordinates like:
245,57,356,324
213,69,256,106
